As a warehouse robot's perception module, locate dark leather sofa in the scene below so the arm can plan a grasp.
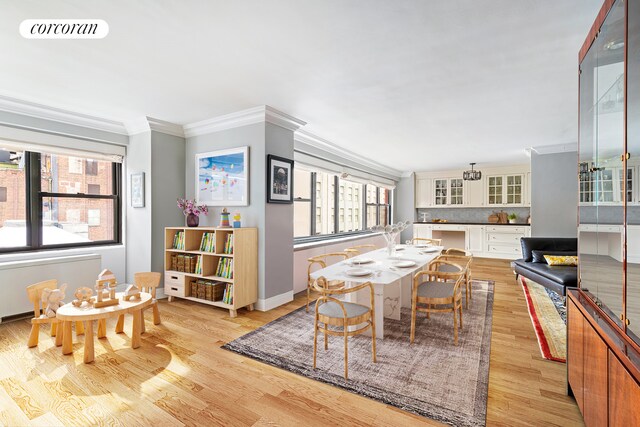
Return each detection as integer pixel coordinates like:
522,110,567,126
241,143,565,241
513,237,578,296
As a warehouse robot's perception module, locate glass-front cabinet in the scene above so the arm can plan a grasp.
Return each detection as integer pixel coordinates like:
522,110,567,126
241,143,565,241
486,174,524,206
578,0,640,345
433,178,464,206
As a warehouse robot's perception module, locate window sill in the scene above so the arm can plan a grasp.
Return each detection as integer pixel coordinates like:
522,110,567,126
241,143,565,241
294,231,383,251
0,243,123,263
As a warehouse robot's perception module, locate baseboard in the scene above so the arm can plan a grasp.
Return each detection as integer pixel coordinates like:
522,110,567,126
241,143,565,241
255,291,294,312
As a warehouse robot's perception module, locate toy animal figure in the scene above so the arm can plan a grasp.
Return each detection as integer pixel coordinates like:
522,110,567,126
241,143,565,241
72,286,95,307
41,284,67,318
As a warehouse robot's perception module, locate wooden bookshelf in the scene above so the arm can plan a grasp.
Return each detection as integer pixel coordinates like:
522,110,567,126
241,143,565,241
163,226,258,317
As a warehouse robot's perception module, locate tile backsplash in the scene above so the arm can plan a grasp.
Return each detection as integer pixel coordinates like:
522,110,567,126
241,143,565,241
415,207,531,224
579,206,640,225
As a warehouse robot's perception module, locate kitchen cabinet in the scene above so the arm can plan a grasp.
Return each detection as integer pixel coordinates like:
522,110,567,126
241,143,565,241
433,178,464,206
414,165,530,208
415,178,431,208
465,225,485,253
486,174,525,207
412,223,528,259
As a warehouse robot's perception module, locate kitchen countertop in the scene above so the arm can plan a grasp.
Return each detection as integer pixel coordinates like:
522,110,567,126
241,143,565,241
413,221,530,226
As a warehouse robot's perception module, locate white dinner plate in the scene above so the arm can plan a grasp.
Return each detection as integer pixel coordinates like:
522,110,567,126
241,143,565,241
392,260,416,268
414,244,430,248
345,268,372,277
351,258,374,265
420,247,440,253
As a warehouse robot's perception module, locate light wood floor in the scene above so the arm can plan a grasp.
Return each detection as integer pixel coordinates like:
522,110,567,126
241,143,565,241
0,258,584,426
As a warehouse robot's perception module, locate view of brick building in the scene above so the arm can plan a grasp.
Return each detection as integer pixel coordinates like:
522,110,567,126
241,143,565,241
0,150,115,246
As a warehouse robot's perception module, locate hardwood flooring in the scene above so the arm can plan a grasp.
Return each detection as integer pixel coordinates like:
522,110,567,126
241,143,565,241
0,258,584,426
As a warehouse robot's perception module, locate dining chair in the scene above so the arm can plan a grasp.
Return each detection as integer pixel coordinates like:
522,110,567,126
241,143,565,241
444,248,472,256
115,272,161,335
306,252,349,312
26,279,84,348
410,260,464,345
343,244,377,258
313,276,376,380
436,253,473,308
411,237,442,246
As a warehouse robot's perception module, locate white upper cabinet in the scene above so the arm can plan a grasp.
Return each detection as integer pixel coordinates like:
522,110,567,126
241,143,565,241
486,173,525,206
415,177,432,208
414,165,530,208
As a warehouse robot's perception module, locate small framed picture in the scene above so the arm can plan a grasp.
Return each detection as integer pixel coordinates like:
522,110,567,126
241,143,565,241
130,172,145,208
267,154,294,204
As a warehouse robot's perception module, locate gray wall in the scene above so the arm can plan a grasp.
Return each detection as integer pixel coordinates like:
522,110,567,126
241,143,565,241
395,174,416,242
186,123,271,299
185,122,296,302
531,151,578,237
150,131,186,277
125,132,152,282
264,123,294,299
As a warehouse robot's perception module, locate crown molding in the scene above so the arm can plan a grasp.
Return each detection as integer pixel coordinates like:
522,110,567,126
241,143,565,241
530,142,578,155
294,129,403,180
183,105,306,137
0,94,128,135
125,116,185,138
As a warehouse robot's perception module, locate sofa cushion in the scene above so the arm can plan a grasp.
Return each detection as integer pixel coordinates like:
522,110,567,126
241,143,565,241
517,261,577,287
544,255,578,266
532,250,578,263
520,237,578,262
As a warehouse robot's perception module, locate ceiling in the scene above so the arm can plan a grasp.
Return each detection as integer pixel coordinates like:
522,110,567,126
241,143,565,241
0,0,602,173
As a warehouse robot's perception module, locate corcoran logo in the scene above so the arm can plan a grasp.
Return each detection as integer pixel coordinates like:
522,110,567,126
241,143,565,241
19,19,108,39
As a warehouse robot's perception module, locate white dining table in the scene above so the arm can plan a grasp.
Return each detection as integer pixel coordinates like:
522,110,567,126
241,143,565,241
309,245,443,338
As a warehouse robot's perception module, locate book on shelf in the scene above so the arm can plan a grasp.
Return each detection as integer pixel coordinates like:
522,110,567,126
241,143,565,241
215,258,233,279
222,283,233,304
199,232,215,252
173,231,185,250
194,255,203,275
224,234,234,254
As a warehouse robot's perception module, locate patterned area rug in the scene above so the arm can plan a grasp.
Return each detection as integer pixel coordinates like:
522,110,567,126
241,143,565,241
520,276,567,362
223,280,495,427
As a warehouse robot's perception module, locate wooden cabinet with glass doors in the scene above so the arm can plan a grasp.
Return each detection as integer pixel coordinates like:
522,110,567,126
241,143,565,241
571,0,640,424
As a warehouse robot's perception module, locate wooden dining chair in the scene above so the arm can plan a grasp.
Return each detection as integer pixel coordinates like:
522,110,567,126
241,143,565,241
313,276,376,380
343,244,377,258
444,248,472,256
26,280,84,348
436,253,473,308
410,260,464,345
411,237,442,246
115,272,161,335
306,252,349,312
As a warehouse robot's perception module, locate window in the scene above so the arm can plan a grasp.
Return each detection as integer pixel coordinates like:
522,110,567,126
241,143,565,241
85,159,98,176
0,187,6,202
366,185,391,228
293,166,392,241
68,156,83,174
0,148,121,252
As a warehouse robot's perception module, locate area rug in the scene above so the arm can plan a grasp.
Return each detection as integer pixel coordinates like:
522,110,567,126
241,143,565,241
519,276,566,363
223,280,494,427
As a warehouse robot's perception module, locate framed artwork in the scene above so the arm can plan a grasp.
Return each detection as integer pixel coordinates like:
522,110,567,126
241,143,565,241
130,172,145,208
267,154,294,204
196,146,249,206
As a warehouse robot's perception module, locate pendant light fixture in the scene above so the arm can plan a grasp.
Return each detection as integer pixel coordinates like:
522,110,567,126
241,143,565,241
463,163,482,181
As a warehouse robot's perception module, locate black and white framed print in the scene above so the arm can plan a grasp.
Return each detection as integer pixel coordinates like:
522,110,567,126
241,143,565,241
267,154,293,204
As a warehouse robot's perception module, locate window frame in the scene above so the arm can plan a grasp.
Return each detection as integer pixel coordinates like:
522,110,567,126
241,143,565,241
0,151,122,254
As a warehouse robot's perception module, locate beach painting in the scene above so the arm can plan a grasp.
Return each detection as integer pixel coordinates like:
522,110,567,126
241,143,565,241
196,146,249,206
